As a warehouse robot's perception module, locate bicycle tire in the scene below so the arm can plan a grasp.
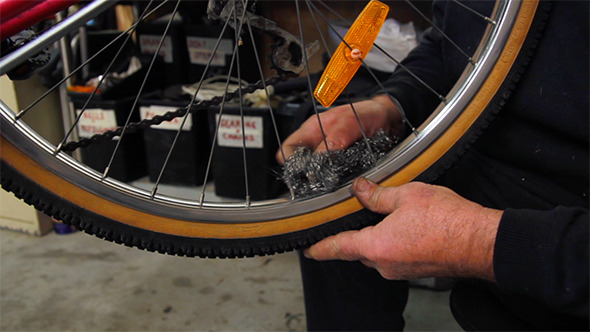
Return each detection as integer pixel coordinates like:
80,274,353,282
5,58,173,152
0,0,548,257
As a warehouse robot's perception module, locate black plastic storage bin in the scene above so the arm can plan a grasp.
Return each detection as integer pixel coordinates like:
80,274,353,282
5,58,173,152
84,30,136,76
184,23,261,84
139,88,211,186
137,14,189,86
69,93,147,182
185,24,234,82
208,105,286,200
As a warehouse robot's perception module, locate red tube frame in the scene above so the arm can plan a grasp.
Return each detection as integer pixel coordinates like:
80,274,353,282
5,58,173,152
0,0,82,39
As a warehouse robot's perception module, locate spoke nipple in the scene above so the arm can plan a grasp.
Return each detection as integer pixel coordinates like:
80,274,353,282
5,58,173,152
199,192,205,207
101,167,110,181
54,143,63,155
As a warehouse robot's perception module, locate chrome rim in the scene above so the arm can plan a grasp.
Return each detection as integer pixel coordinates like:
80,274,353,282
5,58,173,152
0,0,519,222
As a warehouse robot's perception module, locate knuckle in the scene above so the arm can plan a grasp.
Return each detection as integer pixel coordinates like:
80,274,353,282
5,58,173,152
367,187,384,209
327,135,351,150
402,182,436,201
368,186,397,212
328,238,342,256
378,269,396,280
364,241,386,263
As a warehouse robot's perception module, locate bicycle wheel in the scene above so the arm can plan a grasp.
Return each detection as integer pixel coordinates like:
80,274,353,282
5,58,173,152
1,0,547,257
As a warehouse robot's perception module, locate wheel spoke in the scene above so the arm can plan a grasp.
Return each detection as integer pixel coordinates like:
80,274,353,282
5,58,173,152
451,0,496,24
233,0,252,206
402,0,474,64
199,20,243,206
151,2,236,199
295,0,331,155
304,0,376,162
103,0,182,180
0,0,523,224
15,0,170,120
56,1,152,154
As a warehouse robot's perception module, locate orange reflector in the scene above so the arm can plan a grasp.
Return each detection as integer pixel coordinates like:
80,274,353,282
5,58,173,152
314,0,389,108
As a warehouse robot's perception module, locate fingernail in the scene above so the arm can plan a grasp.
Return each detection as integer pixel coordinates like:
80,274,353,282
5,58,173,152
354,177,372,193
303,249,311,259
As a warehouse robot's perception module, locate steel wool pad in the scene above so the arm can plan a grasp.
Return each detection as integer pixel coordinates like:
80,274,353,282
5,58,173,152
282,130,398,197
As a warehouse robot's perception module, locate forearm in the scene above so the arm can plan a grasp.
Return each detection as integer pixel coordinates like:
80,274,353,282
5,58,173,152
458,206,503,281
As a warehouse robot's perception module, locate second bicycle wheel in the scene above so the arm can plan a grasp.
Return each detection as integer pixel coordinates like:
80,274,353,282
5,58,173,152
1,0,545,257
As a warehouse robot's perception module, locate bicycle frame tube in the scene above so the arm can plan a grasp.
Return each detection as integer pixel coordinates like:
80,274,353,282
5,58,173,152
0,0,112,76
0,0,81,39
0,1,42,22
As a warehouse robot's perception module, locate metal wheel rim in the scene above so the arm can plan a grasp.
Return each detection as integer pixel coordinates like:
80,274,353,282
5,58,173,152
0,0,518,223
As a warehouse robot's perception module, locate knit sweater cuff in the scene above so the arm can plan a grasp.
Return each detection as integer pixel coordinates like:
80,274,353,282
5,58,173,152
493,208,554,297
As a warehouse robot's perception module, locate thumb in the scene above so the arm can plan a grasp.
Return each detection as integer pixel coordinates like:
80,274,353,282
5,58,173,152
352,177,400,215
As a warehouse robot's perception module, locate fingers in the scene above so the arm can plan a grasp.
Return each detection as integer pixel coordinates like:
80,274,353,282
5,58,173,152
313,132,354,155
276,141,297,165
276,96,403,165
277,138,318,165
275,116,332,164
303,227,374,261
276,128,358,164
276,104,367,164
302,179,398,260
352,177,400,215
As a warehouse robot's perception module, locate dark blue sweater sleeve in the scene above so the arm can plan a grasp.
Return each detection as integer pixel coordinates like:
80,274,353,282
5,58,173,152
376,1,449,127
375,1,491,127
374,0,589,321
494,207,589,319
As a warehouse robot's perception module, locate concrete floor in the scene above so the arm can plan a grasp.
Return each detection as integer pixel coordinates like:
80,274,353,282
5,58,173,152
1,228,462,331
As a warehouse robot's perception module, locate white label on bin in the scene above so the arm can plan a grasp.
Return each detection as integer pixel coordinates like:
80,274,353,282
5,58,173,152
76,108,118,138
215,114,263,149
140,105,192,131
187,36,232,66
139,35,173,63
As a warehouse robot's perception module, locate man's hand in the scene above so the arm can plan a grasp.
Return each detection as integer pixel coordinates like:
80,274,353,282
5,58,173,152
276,95,402,164
304,178,502,281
